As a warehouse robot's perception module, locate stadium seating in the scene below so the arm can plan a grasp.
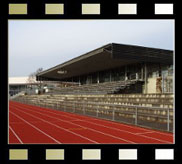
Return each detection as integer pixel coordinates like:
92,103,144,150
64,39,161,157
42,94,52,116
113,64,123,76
13,93,174,132
48,80,142,95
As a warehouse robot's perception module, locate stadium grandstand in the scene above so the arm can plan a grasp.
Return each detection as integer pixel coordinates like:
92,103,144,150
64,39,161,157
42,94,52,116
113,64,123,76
36,43,173,94
9,43,174,144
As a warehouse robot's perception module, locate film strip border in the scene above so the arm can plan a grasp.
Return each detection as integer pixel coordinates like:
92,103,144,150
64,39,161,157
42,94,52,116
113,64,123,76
1,0,178,163
8,3,174,15
9,148,174,160
6,1,175,18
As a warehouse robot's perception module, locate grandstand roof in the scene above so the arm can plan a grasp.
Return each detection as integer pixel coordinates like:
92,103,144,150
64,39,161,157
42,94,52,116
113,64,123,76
37,43,173,81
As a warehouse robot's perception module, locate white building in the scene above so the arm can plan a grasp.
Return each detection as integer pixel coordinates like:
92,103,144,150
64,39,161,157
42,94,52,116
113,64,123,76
9,76,38,96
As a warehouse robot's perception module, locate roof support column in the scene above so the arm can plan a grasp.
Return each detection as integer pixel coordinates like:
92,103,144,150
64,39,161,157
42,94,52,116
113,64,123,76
144,63,148,93
110,70,112,82
79,76,81,86
125,66,128,81
141,63,144,80
159,63,161,77
97,72,99,83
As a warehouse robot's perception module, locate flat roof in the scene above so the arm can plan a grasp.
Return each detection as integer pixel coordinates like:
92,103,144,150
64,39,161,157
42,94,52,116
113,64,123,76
9,76,37,85
37,43,173,81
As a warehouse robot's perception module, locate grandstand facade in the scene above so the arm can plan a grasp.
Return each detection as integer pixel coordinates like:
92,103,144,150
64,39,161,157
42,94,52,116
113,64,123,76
36,43,173,94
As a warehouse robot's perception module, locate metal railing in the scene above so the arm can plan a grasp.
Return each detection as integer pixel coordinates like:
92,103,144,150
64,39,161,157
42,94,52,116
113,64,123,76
14,97,173,132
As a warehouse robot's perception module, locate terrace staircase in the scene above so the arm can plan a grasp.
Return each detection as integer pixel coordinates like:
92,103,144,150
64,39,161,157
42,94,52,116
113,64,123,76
48,80,143,95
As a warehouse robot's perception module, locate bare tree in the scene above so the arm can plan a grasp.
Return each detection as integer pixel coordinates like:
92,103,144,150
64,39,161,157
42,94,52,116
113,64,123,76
27,73,36,89
35,68,43,89
27,68,43,89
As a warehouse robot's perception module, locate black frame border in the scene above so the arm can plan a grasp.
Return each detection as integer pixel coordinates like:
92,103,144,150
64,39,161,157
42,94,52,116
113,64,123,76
0,0,180,163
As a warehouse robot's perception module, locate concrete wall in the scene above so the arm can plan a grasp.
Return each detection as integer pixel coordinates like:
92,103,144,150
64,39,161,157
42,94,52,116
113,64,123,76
143,77,162,94
147,77,157,93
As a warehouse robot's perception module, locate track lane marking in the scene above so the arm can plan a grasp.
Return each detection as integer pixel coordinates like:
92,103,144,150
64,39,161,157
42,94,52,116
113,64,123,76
61,111,173,137
14,101,173,137
10,111,61,144
34,109,170,143
10,107,98,144
135,131,155,135
10,119,74,125
12,106,134,144
13,103,173,143
9,125,23,144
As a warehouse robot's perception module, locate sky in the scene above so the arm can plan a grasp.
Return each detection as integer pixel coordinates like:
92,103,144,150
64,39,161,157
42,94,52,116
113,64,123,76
9,20,174,77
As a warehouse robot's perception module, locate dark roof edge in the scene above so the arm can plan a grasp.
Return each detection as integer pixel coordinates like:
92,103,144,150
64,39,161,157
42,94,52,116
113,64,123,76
111,43,173,52
37,43,112,76
37,43,173,76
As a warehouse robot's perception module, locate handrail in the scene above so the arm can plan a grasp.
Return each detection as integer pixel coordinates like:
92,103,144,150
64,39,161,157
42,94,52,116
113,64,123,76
14,97,173,132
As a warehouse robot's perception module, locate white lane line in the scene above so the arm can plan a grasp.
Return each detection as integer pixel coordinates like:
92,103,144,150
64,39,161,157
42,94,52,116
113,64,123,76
9,111,61,144
66,113,173,137
21,102,173,137
71,121,171,144
17,104,172,143
11,107,98,144
10,120,70,125
61,109,173,137
12,106,134,144
135,131,155,135
9,125,23,144
39,110,170,143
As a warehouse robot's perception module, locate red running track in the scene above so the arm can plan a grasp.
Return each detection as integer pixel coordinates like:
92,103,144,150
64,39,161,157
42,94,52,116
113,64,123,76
9,101,174,144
